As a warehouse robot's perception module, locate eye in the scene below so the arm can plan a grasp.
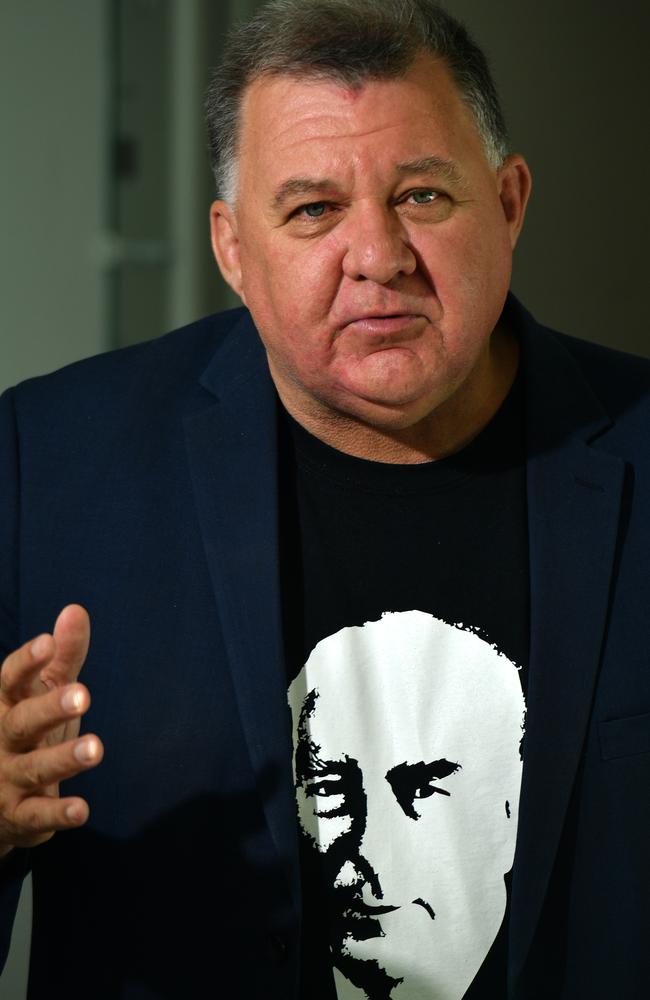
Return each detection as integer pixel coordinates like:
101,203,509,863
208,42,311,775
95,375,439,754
386,759,462,819
414,782,451,800
303,775,351,819
407,189,439,205
305,775,342,797
300,202,328,218
397,187,454,224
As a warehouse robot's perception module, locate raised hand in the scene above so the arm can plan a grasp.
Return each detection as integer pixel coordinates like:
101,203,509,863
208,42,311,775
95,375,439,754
0,605,103,856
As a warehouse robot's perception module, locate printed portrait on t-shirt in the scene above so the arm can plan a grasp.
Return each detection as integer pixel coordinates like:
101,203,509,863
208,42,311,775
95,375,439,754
288,610,526,1000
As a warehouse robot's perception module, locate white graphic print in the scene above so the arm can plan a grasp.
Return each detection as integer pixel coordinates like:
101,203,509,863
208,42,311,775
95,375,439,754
288,611,526,1000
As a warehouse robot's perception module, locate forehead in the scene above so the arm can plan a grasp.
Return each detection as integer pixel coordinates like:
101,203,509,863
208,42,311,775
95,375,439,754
237,55,486,184
289,613,524,766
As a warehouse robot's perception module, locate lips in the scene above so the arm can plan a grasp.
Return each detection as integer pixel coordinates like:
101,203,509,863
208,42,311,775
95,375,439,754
340,309,417,324
339,313,423,337
343,902,400,919
339,902,400,943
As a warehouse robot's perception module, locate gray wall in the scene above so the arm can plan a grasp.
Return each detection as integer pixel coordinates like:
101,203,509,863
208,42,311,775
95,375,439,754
0,1,109,391
446,0,649,357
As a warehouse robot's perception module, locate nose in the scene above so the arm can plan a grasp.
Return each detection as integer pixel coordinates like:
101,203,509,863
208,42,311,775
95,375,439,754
334,856,383,900
342,202,416,284
339,780,403,904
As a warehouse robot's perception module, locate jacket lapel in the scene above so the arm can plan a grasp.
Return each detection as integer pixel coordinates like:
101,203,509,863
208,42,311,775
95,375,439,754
508,304,625,989
183,312,300,909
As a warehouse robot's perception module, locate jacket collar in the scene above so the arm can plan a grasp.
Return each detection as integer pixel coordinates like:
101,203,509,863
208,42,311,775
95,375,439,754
184,312,301,912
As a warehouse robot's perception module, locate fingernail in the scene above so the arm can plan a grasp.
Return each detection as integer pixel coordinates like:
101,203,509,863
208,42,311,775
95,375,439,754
61,688,83,713
31,635,49,659
74,738,98,764
65,804,81,822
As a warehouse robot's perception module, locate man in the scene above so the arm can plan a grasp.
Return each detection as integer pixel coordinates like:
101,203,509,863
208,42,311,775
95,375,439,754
288,611,525,999
0,1,647,998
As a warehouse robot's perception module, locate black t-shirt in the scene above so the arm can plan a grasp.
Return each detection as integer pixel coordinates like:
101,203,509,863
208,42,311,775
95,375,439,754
279,376,528,1000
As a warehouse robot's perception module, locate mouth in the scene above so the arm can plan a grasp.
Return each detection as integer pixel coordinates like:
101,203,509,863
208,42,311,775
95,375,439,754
339,313,423,337
343,902,401,919
337,902,400,943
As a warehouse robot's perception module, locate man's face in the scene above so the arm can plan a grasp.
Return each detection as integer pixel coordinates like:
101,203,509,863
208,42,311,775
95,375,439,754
212,55,530,437
288,612,525,999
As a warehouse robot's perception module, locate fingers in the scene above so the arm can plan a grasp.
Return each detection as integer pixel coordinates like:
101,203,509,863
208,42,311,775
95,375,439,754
0,605,90,706
4,796,90,849
1,684,90,751
8,734,103,791
40,604,90,688
1,632,55,705
0,732,103,850
0,606,100,852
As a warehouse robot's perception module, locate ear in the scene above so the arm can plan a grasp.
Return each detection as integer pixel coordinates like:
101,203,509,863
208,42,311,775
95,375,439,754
497,155,532,249
210,200,246,303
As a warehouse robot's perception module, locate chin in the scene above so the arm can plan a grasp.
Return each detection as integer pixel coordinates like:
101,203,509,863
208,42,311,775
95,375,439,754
334,391,444,431
334,948,404,998
330,364,459,423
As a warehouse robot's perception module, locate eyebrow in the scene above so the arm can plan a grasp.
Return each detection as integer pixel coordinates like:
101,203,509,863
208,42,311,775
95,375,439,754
395,155,467,188
272,178,336,210
304,754,349,777
271,155,466,210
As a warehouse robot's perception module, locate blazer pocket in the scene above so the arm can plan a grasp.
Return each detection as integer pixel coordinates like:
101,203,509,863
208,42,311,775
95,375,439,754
599,712,650,760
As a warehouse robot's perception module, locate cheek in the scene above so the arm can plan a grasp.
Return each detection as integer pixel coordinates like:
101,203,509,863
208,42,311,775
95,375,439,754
244,277,343,386
418,209,512,297
241,233,340,320
414,224,511,359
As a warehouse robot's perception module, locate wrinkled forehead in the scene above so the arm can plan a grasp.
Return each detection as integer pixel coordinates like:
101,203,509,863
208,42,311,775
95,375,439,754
237,55,479,166
289,612,524,766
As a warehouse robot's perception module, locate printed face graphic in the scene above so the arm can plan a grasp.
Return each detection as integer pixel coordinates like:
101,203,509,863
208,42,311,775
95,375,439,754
288,611,525,1000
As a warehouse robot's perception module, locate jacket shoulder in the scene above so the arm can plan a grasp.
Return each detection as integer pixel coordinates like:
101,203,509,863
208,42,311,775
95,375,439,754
8,308,250,416
538,327,650,459
2,308,260,474
550,330,650,406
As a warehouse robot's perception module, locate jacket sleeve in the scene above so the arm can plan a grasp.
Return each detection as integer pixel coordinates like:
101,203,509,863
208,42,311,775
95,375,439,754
0,388,30,973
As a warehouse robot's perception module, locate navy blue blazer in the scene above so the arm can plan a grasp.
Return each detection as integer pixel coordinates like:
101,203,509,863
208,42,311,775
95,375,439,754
0,297,648,998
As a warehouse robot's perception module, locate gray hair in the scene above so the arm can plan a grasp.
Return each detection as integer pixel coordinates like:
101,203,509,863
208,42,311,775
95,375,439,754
205,0,509,204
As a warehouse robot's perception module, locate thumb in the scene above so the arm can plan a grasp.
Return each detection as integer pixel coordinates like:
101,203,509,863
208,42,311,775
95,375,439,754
40,604,91,688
